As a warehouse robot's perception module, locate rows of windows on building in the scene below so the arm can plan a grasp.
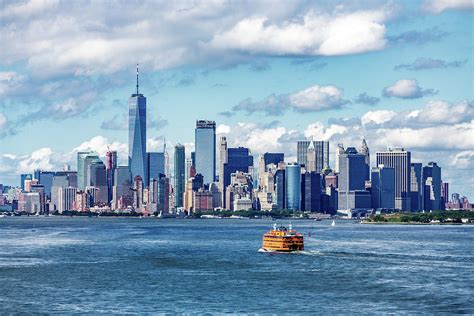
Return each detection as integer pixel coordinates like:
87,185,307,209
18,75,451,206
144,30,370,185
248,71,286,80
1,68,472,214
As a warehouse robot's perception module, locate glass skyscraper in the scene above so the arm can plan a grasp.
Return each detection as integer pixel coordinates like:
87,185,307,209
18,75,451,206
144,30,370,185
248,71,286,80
146,152,165,185
285,163,301,210
34,170,55,200
88,160,108,204
174,144,186,208
304,172,322,212
106,150,117,204
129,66,147,185
195,120,216,184
371,165,395,209
274,168,286,210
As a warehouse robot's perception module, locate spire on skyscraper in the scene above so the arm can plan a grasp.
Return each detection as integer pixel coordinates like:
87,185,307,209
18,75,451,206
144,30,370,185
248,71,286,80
136,63,139,95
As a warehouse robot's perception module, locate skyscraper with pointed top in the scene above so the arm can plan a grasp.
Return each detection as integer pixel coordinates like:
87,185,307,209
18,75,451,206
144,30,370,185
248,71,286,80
129,64,147,184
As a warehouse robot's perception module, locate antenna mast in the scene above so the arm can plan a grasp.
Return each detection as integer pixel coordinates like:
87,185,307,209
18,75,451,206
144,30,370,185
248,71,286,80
136,63,139,95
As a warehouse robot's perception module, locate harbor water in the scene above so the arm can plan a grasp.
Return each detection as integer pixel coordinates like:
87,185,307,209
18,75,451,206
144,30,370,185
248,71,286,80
0,217,472,314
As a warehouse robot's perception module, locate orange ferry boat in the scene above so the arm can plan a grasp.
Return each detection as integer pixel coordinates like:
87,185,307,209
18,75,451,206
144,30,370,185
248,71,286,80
260,224,304,252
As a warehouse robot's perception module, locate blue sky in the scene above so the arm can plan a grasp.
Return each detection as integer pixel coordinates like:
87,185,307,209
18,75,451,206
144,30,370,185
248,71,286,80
0,0,473,199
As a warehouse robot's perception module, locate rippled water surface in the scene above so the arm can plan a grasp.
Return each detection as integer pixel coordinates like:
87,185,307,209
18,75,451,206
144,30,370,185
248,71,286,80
0,217,473,314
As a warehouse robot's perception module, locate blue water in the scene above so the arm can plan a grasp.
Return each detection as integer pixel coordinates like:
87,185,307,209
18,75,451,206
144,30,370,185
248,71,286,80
0,218,472,314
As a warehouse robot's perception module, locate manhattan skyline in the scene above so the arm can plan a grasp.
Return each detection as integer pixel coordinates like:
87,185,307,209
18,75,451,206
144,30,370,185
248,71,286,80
0,0,473,199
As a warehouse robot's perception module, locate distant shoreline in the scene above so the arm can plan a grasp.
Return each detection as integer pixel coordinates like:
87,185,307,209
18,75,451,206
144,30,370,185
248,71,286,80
361,221,473,226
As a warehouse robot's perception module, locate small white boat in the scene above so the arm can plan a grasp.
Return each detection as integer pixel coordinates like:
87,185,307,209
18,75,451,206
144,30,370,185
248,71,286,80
331,220,335,227
0,214,6,218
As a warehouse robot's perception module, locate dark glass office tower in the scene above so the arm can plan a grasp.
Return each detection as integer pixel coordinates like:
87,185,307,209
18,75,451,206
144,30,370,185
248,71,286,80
195,120,216,184
174,144,186,208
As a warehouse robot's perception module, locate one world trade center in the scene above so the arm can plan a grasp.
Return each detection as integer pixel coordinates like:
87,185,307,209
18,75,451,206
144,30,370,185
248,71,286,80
128,64,147,183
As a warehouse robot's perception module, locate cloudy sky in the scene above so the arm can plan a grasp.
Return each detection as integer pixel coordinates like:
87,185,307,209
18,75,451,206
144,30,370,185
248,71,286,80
0,0,473,199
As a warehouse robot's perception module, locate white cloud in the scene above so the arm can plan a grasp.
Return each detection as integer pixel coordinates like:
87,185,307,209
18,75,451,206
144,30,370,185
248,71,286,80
288,85,348,112
414,100,473,124
72,135,128,163
423,0,474,13
216,124,231,134
230,123,288,154
233,84,348,115
361,110,397,125
451,150,474,169
183,142,195,157
17,147,55,174
210,9,389,56
383,79,436,99
374,122,474,151
1,0,59,19
0,2,394,77
146,137,164,152
50,98,81,117
2,154,17,160
304,122,348,140
0,71,26,96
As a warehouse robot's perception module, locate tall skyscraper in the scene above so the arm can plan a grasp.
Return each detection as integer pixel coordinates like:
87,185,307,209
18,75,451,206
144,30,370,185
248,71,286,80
146,152,165,185
218,136,228,191
441,182,449,209
371,165,395,209
88,160,108,205
410,163,423,211
163,141,170,178
51,173,75,210
133,175,144,212
157,173,170,214
297,140,310,167
285,163,301,210
376,148,412,211
30,184,45,213
274,168,286,210
307,142,316,172
77,151,90,190
77,152,100,190
185,158,193,181
195,120,216,184
34,170,55,200
315,141,330,173
106,150,117,204
297,140,329,173
304,172,322,212
129,64,147,184
423,162,442,211
174,144,186,208
335,143,345,173
337,147,371,210
360,139,370,180
112,166,132,210
58,187,77,213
